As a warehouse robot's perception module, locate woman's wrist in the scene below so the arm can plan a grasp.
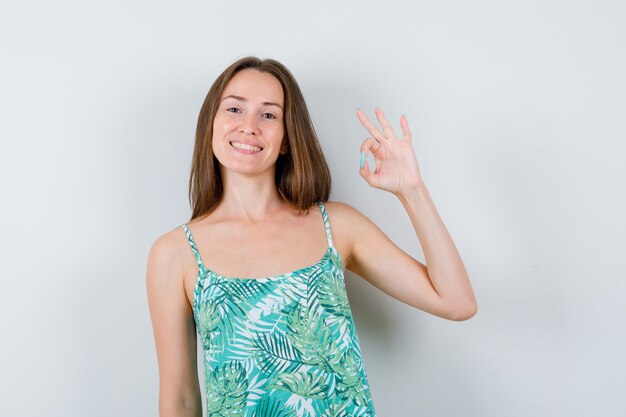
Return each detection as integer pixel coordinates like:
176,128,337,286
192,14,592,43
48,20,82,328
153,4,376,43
395,184,429,204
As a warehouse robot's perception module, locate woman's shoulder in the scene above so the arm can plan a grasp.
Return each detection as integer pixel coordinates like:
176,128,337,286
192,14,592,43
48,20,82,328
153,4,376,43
147,223,192,274
322,200,353,217
146,223,198,324
322,200,373,233
323,200,367,220
152,222,189,248
323,199,383,239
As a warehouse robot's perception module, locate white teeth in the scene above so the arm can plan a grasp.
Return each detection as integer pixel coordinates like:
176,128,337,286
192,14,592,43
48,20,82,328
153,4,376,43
231,141,262,152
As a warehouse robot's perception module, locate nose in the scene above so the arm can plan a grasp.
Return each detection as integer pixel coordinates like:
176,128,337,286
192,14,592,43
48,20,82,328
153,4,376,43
240,112,260,135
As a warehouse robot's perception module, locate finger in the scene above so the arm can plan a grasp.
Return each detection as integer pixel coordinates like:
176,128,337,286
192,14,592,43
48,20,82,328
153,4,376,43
400,114,412,142
359,137,380,179
360,136,381,156
360,159,377,185
375,107,397,140
356,108,386,142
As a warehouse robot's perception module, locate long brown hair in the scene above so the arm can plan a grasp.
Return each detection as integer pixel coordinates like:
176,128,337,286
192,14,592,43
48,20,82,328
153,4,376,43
188,56,331,221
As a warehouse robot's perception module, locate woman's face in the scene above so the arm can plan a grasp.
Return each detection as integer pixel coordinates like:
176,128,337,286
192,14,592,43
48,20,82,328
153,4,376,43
212,68,286,176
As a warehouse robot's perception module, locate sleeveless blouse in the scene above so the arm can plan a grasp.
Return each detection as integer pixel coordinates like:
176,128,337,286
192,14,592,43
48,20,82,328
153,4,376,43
181,202,377,416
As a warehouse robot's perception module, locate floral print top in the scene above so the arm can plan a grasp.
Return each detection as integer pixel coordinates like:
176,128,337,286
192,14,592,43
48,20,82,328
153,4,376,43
181,201,377,416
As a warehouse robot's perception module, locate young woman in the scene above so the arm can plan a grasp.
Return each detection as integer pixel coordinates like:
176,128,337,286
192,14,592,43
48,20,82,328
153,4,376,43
147,56,477,417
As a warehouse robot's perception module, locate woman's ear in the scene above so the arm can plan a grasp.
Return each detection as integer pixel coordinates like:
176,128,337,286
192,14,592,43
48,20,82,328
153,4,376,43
280,137,289,154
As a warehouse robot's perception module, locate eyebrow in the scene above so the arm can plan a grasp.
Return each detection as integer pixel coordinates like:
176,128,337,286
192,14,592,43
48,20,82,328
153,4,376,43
221,95,283,110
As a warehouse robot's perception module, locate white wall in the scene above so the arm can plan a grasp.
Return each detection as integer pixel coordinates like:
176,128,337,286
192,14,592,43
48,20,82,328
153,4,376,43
1,1,624,416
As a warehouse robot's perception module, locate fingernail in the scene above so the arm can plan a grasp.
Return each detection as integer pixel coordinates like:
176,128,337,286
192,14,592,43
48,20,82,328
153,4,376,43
360,151,365,169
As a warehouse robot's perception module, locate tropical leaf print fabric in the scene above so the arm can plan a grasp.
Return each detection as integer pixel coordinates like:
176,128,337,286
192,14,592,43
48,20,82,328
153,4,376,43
181,202,377,417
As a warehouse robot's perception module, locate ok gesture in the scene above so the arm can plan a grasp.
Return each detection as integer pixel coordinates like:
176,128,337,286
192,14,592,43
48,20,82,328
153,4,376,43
357,107,425,195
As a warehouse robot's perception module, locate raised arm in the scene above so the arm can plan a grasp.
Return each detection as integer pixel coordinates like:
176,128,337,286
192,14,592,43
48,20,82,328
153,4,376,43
345,107,477,321
146,231,202,416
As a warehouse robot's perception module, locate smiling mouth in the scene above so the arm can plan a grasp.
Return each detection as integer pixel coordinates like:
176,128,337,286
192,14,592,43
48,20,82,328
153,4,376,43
230,141,263,152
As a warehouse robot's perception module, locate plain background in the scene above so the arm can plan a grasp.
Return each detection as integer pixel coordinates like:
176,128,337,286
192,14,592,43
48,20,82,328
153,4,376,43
1,1,625,416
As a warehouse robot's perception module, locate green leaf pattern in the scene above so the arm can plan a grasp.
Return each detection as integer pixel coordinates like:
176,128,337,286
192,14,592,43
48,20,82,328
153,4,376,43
182,202,377,416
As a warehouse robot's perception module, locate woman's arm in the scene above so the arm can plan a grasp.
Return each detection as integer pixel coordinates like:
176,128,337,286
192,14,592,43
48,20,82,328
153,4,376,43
146,231,202,417
343,107,477,321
